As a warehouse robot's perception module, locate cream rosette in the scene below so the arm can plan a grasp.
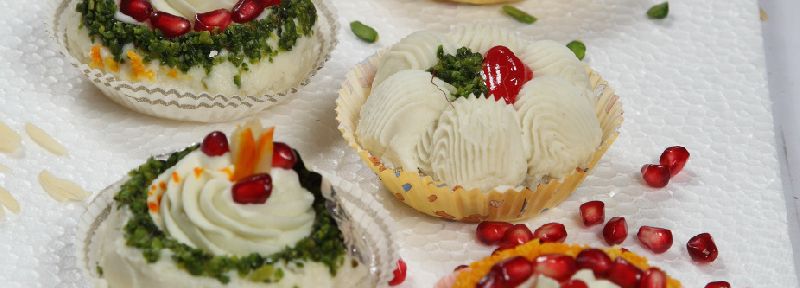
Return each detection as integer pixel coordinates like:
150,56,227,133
51,0,337,122
337,25,623,222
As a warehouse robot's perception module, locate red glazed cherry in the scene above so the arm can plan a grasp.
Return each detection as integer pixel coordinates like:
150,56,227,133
119,0,152,22
705,281,731,288
641,164,671,188
575,249,613,278
494,256,535,286
151,12,191,38
476,221,514,245
532,223,568,243
195,9,233,32
232,0,266,23
257,0,281,7
580,201,605,226
481,45,534,104
201,131,230,156
272,142,298,169
603,217,628,245
687,233,719,263
231,173,272,204
532,255,578,282
388,259,407,286
607,258,642,288
637,226,673,254
640,268,667,288
660,146,690,176
498,224,534,249
561,280,589,288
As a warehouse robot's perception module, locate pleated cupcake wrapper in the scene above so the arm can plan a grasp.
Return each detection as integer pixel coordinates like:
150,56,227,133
51,0,338,123
76,151,400,287
336,50,624,222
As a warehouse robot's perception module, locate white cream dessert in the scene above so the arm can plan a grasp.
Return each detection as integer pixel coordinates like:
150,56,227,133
356,25,602,192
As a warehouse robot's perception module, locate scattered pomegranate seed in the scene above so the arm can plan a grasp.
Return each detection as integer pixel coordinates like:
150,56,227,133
637,226,674,254
151,12,191,38
257,0,281,7
532,255,578,282
476,221,514,245
607,258,642,288
195,9,233,32
687,233,719,263
272,142,298,169
388,259,407,286
641,164,671,188
119,0,152,22
579,201,605,226
602,217,628,245
575,249,613,278
660,146,690,176
231,173,272,204
498,224,535,249
561,280,589,288
232,0,266,23
201,131,229,156
640,268,667,288
494,256,535,287
532,223,568,243
705,281,731,288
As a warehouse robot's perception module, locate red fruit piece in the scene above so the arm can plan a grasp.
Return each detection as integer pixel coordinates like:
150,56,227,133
495,256,535,286
607,258,642,288
579,201,605,226
151,12,191,38
476,269,503,288
388,259,407,286
201,131,230,156
272,142,298,169
231,173,273,204
481,45,534,104
575,249,613,278
660,146,690,176
641,164,671,188
532,223,568,243
687,233,719,263
257,0,281,7
637,226,674,254
476,221,513,245
705,281,731,288
561,280,589,288
532,255,578,282
498,224,534,249
119,0,152,22
195,9,233,32
602,217,628,245
640,268,667,288
232,0,266,23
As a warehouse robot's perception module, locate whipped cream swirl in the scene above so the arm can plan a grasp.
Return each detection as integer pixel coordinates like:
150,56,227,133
151,0,237,19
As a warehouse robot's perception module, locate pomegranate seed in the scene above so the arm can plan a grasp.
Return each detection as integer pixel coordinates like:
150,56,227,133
687,233,719,263
257,0,281,7
637,226,673,254
388,259,407,286
575,249,613,278
232,0,266,23
532,223,568,243
195,9,233,32
272,142,298,169
532,255,578,282
119,0,152,22
151,12,191,38
561,280,589,288
498,224,534,249
476,269,503,288
641,164,671,188
602,217,628,245
705,281,731,288
579,201,605,226
660,146,690,176
607,258,642,288
493,256,535,286
640,268,667,288
231,173,272,204
476,221,514,245
201,131,229,156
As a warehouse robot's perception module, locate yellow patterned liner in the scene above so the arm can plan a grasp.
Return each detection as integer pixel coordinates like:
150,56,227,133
453,240,682,288
336,51,623,223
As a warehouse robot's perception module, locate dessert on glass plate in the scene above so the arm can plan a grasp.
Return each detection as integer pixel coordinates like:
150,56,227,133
76,120,398,287
337,25,623,222
52,0,336,122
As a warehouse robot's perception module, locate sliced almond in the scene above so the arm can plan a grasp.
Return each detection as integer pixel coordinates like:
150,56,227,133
0,186,20,214
25,123,68,156
38,170,90,202
0,121,21,153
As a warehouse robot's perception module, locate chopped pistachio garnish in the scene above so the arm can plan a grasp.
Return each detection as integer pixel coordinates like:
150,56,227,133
502,5,537,24
350,21,378,43
428,45,487,99
647,2,669,19
566,40,587,61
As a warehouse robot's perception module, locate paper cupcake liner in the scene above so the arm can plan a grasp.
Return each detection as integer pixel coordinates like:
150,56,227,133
76,150,400,287
51,0,338,123
336,50,623,223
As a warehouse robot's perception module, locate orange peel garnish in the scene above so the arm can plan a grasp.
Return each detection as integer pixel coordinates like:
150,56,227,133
89,44,104,69
231,120,274,181
126,50,155,81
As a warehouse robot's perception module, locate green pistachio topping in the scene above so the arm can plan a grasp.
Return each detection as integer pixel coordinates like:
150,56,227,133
566,40,587,61
647,2,669,19
502,5,537,24
428,45,488,99
350,21,378,43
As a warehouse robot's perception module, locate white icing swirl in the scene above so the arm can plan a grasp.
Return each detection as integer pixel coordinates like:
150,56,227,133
147,151,315,256
372,31,458,88
519,40,593,100
450,24,522,54
150,0,237,19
